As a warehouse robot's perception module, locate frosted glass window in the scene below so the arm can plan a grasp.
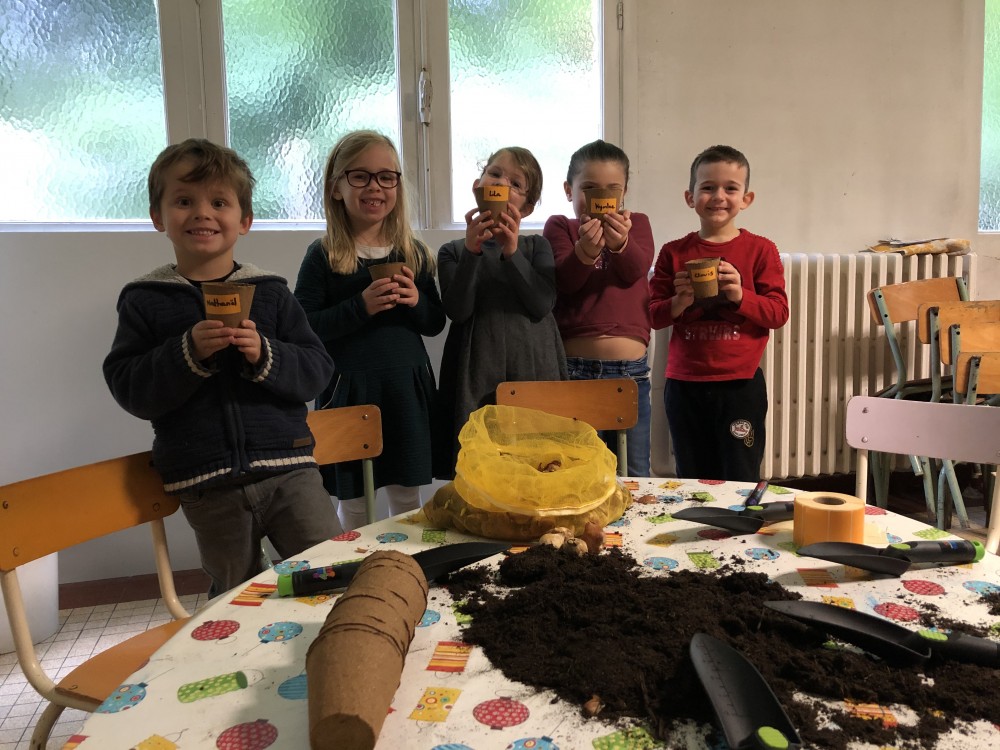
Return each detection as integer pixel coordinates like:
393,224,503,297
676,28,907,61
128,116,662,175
449,0,602,223
0,0,165,222
982,0,1000,231
222,0,400,222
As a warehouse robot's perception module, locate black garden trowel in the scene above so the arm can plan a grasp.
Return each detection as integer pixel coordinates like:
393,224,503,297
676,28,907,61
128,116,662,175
276,541,510,597
673,501,796,535
690,633,801,750
765,600,1000,668
796,539,985,577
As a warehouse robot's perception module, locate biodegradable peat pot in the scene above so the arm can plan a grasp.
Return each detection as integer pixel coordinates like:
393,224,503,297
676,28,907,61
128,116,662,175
474,184,510,219
685,257,721,299
582,187,623,220
202,282,255,326
368,262,407,281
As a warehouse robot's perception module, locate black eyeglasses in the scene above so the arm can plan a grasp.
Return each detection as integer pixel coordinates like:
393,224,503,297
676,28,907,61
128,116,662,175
342,169,401,189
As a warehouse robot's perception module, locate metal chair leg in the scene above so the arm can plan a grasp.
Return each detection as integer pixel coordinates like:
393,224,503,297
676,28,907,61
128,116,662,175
30,702,64,750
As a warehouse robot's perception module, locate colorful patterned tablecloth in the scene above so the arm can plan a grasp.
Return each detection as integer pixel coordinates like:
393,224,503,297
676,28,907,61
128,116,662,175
68,479,1000,749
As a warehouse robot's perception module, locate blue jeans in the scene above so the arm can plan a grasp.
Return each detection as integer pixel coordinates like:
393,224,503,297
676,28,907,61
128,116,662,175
566,355,651,476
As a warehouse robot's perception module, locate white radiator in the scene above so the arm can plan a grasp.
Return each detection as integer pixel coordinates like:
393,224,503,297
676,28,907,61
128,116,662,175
649,252,978,480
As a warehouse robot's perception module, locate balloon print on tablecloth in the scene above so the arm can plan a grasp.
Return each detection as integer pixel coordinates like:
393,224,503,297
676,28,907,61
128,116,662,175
277,672,308,700
191,619,240,642
746,547,780,561
963,580,1000,596
215,719,278,750
273,560,310,574
95,682,149,713
873,602,920,622
376,531,408,543
244,621,304,654
697,479,726,485
419,609,441,627
863,505,887,516
473,697,529,729
257,621,303,643
432,745,476,750
658,494,683,504
505,737,558,750
903,579,946,596
331,530,361,541
642,556,678,571
608,516,630,527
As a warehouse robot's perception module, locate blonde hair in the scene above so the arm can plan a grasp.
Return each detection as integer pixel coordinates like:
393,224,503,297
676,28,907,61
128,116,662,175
320,130,431,275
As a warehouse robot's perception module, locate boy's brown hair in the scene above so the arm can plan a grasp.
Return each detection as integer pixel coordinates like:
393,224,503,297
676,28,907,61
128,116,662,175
688,145,750,193
483,146,543,209
148,138,256,220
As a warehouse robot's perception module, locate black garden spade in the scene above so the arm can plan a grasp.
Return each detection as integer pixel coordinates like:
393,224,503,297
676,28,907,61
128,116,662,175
796,539,985,576
690,633,801,750
765,600,1000,668
276,541,511,597
673,501,795,535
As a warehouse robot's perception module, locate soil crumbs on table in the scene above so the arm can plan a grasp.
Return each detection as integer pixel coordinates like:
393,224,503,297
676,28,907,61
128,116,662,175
445,545,1000,749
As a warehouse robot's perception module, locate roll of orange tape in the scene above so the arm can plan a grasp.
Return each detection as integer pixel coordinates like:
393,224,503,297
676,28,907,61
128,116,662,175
792,492,865,547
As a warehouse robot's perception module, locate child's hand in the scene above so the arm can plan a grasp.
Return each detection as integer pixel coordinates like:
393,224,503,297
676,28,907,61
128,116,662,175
464,208,493,255
491,203,524,258
576,217,605,262
232,319,263,365
671,271,695,316
190,319,234,361
362,277,400,315
602,209,632,253
718,260,743,304
393,266,420,308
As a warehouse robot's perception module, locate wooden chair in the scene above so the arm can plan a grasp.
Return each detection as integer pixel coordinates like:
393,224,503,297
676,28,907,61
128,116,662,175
847,394,1000,554
865,277,969,508
0,453,191,749
494,379,639,476
307,405,383,524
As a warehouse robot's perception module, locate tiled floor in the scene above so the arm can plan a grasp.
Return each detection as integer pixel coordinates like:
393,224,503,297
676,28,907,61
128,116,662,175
0,593,208,750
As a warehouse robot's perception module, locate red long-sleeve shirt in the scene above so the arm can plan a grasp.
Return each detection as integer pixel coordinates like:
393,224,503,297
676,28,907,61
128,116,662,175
649,229,788,381
544,212,655,346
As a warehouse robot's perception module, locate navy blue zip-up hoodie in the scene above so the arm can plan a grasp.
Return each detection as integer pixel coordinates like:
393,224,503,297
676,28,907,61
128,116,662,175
103,263,334,493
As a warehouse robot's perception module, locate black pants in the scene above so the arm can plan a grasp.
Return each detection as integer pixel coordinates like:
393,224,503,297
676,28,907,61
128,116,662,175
665,368,767,481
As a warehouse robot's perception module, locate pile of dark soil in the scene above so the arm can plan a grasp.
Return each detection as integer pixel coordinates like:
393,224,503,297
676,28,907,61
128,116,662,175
444,545,1000,749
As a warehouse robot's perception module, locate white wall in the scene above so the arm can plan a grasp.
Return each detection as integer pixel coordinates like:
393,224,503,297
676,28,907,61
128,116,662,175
1,0,997,583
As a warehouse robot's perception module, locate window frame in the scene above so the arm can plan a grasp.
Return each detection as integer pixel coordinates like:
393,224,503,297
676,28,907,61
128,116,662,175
2,0,624,230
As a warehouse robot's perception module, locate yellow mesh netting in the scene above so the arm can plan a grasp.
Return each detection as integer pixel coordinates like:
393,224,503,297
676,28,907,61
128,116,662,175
420,405,632,541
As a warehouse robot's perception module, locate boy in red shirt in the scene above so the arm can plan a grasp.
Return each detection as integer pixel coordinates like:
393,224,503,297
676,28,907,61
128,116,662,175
649,145,788,480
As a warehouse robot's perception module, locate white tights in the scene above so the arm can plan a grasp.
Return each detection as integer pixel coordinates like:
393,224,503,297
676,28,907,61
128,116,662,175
336,484,422,531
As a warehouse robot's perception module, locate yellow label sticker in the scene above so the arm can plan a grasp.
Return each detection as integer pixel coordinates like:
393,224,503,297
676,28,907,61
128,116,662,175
482,185,509,201
205,293,241,313
690,267,718,282
589,197,618,214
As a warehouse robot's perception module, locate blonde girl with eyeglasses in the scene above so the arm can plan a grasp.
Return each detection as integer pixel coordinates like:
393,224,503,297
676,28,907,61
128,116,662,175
432,146,568,479
294,130,445,530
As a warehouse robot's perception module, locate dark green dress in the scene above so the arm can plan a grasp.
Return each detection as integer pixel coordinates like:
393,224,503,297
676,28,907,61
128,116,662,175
294,239,445,499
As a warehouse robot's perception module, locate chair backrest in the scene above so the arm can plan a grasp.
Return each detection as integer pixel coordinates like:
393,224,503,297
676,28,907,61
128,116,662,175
918,300,1000,364
307,405,383,466
0,452,179,572
494,379,639,431
954,351,1000,400
845,395,1000,465
867,276,967,326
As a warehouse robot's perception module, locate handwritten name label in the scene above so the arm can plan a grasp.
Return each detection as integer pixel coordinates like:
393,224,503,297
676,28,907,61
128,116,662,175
589,198,618,214
205,294,241,312
483,185,509,201
690,267,717,282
